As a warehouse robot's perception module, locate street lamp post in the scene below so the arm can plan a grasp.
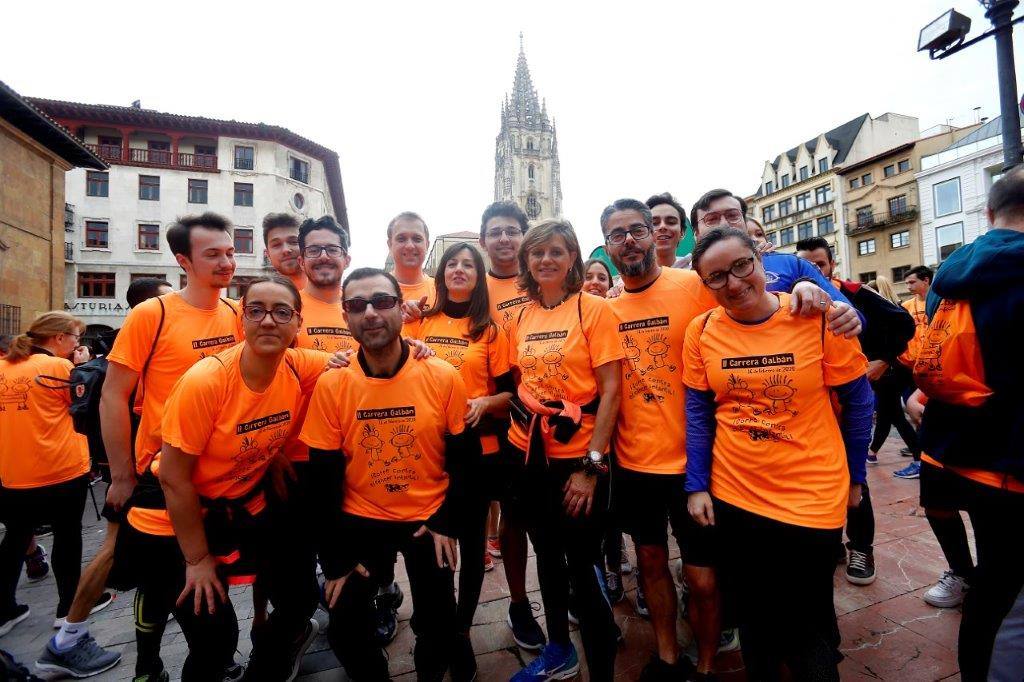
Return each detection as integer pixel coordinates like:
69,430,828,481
919,1,1024,170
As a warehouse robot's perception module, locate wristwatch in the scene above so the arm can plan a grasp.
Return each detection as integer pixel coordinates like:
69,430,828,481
581,450,609,476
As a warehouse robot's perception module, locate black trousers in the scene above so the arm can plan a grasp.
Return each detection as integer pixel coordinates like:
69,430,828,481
844,483,875,554
714,498,841,681
510,451,617,682
0,475,88,617
326,514,457,681
870,377,920,458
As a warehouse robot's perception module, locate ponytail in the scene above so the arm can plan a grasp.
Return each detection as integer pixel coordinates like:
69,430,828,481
4,311,84,363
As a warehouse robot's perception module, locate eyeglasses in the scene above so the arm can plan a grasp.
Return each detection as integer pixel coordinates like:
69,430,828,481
605,224,652,245
342,294,401,313
701,257,756,289
243,304,299,324
699,209,745,227
302,245,346,258
484,226,524,240
64,331,82,341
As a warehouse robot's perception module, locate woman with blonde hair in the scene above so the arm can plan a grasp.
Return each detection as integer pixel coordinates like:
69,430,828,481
506,220,623,681
868,276,901,305
0,312,92,637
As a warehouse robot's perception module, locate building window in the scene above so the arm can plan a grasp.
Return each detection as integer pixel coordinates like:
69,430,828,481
799,166,809,181
234,146,255,170
289,157,310,184
795,192,811,211
97,135,122,158
86,171,108,197
188,179,208,204
781,174,791,188
234,182,254,207
528,164,534,179
778,199,791,217
139,175,160,201
818,158,829,173
766,231,779,246
890,230,910,249
292,193,304,210
888,195,908,216
77,272,116,298
85,220,108,248
138,223,160,250
762,206,775,222
858,271,877,284
884,164,896,178
850,177,861,190
933,177,962,217
856,206,874,228
858,238,876,256
862,173,873,186
815,184,832,204
898,159,911,173
764,181,774,195
780,227,794,245
817,215,835,235
936,222,964,261
892,265,911,281
797,221,814,240
234,228,254,254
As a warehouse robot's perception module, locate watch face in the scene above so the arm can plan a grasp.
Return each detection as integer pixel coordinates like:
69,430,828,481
588,451,602,463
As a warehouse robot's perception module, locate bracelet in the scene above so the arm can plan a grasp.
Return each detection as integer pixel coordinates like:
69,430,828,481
185,552,209,566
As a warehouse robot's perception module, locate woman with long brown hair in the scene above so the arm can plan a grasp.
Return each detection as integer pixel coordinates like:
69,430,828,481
505,220,623,682
0,312,93,640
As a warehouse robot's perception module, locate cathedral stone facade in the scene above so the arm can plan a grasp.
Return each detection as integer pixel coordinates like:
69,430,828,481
494,36,562,221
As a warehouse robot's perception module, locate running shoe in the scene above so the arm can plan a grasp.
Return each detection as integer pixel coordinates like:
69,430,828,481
34,526,53,538
510,642,579,681
923,571,969,608
0,648,39,681
620,547,633,574
132,671,169,682
605,571,624,603
867,452,879,466
899,447,913,457
635,583,650,618
0,605,30,637
638,654,695,681
450,632,477,682
36,634,121,677
483,551,495,573
486,537,502,558
54,593,114,629
371,582,403,646
283,618,318,682
717,628,740,653
846,550,876,585
25,546,49,582
507,600,546,651
893,461,921,479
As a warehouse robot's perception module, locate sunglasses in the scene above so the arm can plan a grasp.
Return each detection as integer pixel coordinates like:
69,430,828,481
342,294,401,313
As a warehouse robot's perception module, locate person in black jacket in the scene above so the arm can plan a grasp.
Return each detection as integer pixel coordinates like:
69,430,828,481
797,238,915,586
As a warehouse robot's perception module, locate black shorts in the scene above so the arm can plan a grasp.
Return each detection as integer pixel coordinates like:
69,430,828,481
613,466,716,567
920,461,969,511
108,521,180,592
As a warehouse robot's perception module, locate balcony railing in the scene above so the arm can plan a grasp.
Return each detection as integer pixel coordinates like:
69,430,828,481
765,200,835,229
84,144,218,172
64,242,73,261
846,206,919,236
64,203,74,230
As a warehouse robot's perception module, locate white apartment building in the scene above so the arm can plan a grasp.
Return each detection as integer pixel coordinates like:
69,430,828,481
28,98,347,336
916,115,1018,267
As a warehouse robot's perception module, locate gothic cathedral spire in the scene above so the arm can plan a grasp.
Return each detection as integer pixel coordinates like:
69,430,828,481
494,34,562,221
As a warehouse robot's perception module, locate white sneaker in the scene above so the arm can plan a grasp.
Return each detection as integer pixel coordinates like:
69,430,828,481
923,571,969,608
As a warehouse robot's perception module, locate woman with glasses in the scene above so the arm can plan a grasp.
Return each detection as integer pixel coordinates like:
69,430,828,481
408,242,512,681
505,220,623,682
683,228,873,681
0,312,91,638
127,276,331,679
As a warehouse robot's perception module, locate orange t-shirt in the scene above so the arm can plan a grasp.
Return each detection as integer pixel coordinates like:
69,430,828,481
107,293,240,475
300,353,467,522
487,273,531,336
682,293,867,529
128,345,329,536
507,293,624,458
0,354,90,488
607,268,717,474
410,313,510,454
399,276,437,309
899,297,928,367
295,291,357,354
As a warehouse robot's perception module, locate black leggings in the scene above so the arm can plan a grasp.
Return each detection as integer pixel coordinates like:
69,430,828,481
844,483,875,554
512,451,617,682
0,475,88,617
715,499,841,681
456,492,489,633
870,380,920,458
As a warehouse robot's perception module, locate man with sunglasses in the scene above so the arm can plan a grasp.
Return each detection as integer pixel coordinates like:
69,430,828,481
691,189,863,337
301,267,471,680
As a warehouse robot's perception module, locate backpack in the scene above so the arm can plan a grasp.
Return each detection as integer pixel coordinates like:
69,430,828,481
912,299,993,407
67,356,109,435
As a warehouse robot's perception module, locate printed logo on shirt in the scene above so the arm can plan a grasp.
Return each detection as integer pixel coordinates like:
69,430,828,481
524,330,568,343
764,270,780,285
498,296,531,311
235,410,291,435
356,406,416,420
0,375,32,411
355,415,423,493
192,335,237,350
617,316,669,333
424,335,469,348
618,315,677,404
720,372,799,442
721,353,795,371
222,426,289,484
498,296,531,331
307,326,352,337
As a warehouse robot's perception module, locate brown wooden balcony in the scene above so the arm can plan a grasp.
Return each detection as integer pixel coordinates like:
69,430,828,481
84,144,218,172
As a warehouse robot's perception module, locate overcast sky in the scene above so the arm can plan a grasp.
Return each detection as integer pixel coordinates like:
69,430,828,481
3,0,1018,269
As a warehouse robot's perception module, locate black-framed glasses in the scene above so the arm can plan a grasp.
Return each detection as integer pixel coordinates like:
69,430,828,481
342,294,401,313
605,224,652,245
243,304,299,324
484,226,524,240
699,208,745,227
701,257,756,289
302,245,346,258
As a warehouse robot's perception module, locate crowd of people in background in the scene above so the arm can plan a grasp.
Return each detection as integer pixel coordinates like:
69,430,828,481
1,169,1023,682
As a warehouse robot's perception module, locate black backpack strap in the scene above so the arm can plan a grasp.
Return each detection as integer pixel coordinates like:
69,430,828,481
576,293,591,346
138,297,166,402
220,297,240,315
285,358,299,382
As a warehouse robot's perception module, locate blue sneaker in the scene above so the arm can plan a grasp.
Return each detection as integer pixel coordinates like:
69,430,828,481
511,642,580,681
894,461,921,479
